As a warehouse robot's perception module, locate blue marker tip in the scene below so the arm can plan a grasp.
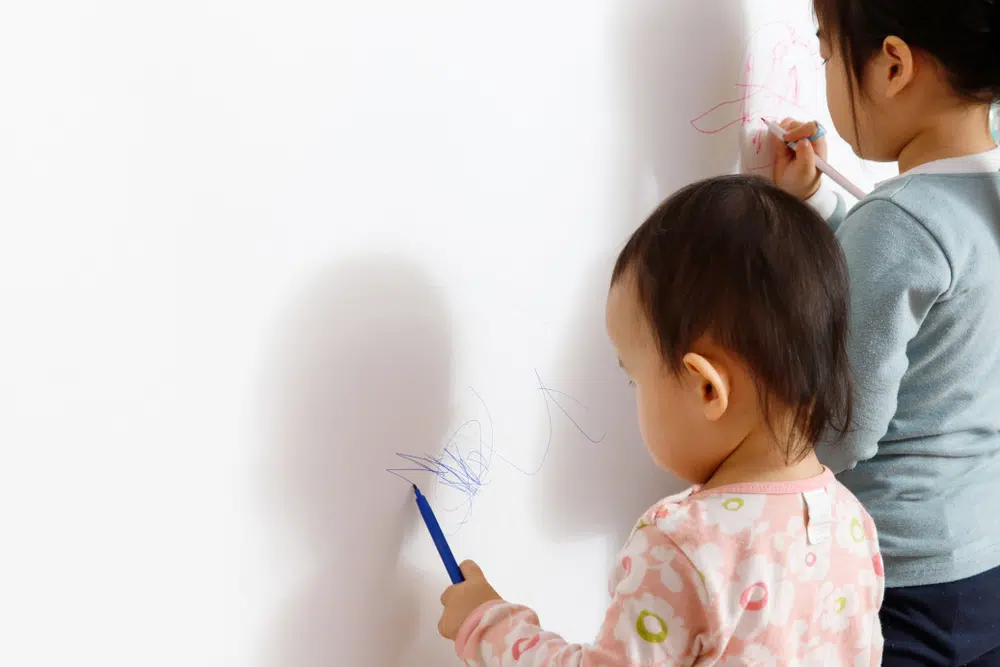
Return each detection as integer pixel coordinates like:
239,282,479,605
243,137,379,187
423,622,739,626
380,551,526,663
413,484,465,584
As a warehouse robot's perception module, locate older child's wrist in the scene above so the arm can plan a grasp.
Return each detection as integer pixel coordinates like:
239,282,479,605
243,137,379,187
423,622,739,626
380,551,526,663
804,181,840,220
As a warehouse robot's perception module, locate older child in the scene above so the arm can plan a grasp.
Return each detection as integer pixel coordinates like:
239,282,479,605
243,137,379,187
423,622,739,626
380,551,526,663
774,1,1000,662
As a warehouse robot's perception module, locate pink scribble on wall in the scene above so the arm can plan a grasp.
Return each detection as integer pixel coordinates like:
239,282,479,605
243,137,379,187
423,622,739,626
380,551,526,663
690,22,822,172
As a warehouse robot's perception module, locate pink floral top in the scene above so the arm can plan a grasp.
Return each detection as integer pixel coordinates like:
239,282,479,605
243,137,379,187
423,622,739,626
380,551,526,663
455,469,884,666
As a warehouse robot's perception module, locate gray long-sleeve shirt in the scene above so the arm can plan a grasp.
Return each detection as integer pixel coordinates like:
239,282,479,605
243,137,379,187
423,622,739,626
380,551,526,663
809,148,1000,587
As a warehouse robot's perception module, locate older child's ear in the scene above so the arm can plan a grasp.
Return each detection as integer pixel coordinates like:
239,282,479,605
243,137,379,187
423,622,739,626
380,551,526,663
682,353,730,421
880,35,916,98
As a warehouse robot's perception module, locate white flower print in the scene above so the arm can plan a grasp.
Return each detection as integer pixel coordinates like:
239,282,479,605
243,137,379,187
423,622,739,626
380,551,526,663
803,632,823,651
717,644,778,667
632,513,655,535
702,494,767,535
615,552,649,597
648,545,686,593
686,542,725,605
857,567,879,593
854,616,884,665
785,530,832,583
810,582,834,626
507,632,545,663
613,529,651,596
800,643,836,667
478,642,504,667
820,584,862,633
613,593,691,667
855,650,875,667
728,554,796,641
770,515,805,552
835,504,872,557
747,519,772,543
652,501,692,534
854,611,877,651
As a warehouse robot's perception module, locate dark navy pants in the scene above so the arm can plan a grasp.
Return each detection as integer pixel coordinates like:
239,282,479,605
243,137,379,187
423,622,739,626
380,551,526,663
882,565,1000,666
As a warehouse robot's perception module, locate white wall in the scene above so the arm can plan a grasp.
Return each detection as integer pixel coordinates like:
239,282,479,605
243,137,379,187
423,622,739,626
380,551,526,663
0,2,891,665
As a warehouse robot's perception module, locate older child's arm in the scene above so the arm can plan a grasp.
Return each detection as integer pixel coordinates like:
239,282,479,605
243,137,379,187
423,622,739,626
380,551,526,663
805,182,848,230
438,529,715,667
771,118,850,231
817,199,951,471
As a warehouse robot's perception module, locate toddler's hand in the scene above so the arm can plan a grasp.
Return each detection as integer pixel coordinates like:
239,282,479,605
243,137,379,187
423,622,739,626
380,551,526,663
438,560,503,641
771,118,828,200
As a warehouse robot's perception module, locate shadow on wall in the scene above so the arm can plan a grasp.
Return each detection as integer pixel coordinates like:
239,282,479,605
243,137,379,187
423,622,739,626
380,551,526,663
623,0,749,195
536,0,747,555
264,256,460,667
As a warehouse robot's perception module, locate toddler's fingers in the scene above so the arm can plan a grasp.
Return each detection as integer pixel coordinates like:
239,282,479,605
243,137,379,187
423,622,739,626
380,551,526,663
438,611,454,639
459,560,484,580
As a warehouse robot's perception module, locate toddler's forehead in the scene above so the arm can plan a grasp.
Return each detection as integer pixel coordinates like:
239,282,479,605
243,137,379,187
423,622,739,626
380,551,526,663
607,274,641,318
608,278,665,355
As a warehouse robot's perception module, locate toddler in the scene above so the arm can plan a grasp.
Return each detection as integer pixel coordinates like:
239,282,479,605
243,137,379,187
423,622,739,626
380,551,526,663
437,176,885,666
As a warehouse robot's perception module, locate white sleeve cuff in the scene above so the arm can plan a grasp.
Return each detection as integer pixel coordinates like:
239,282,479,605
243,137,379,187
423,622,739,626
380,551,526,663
805,182,840,221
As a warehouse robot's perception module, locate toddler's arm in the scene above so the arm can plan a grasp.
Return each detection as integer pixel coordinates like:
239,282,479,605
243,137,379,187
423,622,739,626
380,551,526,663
454,527,714,666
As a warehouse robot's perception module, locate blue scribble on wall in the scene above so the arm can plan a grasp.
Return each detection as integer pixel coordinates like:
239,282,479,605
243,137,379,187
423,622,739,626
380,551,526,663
386,370,605,530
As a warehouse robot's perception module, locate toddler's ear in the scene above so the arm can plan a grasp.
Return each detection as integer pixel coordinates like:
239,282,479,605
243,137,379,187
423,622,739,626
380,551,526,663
682,353,730,421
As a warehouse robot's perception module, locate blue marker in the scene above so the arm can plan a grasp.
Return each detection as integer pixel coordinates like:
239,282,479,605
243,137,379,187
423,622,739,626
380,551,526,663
413,484,465,584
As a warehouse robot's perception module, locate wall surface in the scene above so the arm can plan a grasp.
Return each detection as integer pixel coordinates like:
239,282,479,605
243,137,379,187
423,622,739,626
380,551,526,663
0,2,893,665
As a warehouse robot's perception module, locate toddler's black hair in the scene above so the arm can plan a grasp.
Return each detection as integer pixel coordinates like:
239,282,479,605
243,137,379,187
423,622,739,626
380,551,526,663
612,175,852,461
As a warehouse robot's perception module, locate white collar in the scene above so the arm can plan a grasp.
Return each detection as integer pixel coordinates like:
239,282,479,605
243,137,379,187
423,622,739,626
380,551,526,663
878,145,1000,186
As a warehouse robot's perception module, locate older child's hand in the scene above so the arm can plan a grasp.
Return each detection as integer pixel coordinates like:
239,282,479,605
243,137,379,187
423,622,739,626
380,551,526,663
772,118,829,200
438,560,503,640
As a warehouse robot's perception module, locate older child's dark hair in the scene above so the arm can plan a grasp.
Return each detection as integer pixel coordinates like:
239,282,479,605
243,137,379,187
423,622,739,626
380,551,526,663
612,175,852,461
815,0,1000,104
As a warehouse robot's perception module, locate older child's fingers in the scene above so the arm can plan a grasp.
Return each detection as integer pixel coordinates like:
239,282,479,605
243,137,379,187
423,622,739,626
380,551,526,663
794,136,818,165
784,121,822,143
780,118,812,135
785,122,829,163
773,134,821,199
810,134,829,161
772,132,795,166
791,141,823,196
